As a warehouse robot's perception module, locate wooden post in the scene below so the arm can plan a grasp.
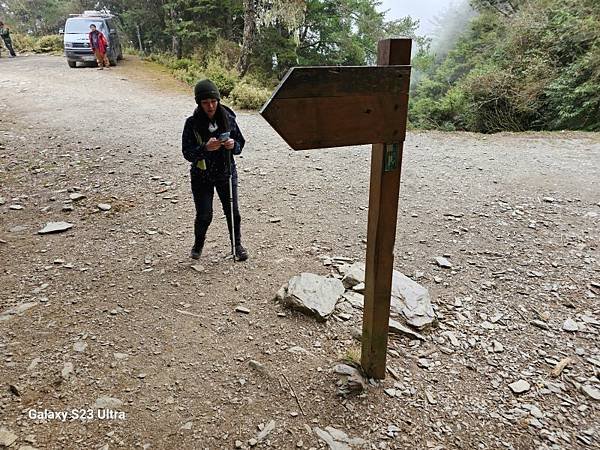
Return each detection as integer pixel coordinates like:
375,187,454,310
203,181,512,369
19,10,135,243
361,39,412,379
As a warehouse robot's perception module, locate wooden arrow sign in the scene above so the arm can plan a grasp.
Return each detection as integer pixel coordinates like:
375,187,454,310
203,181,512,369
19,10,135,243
260,39,413,380
260,65,411,150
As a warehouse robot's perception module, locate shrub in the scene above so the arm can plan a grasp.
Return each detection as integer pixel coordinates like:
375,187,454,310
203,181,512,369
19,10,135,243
229,82,272,110
169,57,195,71
34,35,63,53
204,58,239,97
11,33,36,52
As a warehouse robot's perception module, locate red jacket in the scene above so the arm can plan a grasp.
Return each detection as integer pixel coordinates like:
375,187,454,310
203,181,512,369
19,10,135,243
89,30,107,53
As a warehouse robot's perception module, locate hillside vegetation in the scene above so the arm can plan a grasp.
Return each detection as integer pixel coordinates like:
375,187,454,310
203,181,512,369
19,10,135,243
410,0,600,132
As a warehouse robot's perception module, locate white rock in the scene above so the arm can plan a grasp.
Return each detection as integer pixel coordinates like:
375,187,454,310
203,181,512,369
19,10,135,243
434,256,452,268
0,302,37,321
69,193,86,201
581,385,600,401
61,362,74,379
509,379,531,394
0,430,18,447
338,263,436,328
341,292,364,309
38,222,73,234
562,318,579,332
73,341,87,353
94,396,123,409
389,319,425,340
257,420,275,441
97,203,112,211
282,273,344,320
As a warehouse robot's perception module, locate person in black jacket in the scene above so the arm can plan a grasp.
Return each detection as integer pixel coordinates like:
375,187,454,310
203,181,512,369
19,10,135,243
182,79,248,261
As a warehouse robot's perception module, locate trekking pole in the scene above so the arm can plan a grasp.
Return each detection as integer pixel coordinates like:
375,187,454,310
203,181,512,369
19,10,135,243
228,150,237,261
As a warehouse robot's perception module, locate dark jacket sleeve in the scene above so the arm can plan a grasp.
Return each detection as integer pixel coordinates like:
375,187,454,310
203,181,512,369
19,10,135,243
182,117,208,163
229,117,245,156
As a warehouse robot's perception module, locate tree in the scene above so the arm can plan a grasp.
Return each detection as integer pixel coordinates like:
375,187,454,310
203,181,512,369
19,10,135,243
237,0,306,76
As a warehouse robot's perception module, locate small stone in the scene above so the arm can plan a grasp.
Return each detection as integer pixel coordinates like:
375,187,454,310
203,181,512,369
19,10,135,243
69,193,86,201
38,222,73,234
492,341,504,353
384,388,396,397
531,320,550,330
94,396,123,409
235,441,243,449
562,318,578,332
248,438,258,447
543,197,555,203
235,306,250,314
0,430,18,447
97,203,112,211
9,204,24,210
73,341,87,353
248,360,266,373
509,379,530,394
389,319,425,340
61,362,74,379
191,264,204,272
581,385,600,401
269,217,282,223
417,358,432,369
180,421,192,430
257,420,275,441
352,282,365,293
434,256,452,268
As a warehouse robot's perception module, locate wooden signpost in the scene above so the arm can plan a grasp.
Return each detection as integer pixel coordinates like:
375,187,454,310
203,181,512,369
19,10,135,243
261,38,412,379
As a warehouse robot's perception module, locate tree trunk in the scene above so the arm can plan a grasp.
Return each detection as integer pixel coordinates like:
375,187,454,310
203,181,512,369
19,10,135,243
237,0,257,77
170,8,182,59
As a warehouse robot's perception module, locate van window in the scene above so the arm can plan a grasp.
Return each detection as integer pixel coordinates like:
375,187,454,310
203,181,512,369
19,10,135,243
65,19,106,34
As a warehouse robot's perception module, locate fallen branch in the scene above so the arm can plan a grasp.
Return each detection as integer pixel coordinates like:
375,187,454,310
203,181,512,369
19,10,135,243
551,357,573,378
282,373,306,417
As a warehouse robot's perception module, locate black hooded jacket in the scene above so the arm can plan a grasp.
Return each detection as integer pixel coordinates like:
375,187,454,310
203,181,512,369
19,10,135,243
182,104,245,184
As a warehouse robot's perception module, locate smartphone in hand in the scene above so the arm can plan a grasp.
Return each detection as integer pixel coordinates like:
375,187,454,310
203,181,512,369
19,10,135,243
219,132,230,142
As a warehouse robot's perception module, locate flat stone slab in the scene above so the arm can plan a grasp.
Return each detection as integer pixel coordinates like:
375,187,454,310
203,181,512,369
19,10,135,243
338,262,436,328
0,302,38,322
509,379,531,394
94,396,123,409
38,221,73,234
281,273,345,321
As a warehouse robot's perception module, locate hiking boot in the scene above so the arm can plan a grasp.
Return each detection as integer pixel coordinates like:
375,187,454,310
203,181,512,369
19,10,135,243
190,245,203,260
235,245,248,261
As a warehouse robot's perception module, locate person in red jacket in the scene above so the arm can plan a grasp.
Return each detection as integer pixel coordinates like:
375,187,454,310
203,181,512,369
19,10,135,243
89,24,109,70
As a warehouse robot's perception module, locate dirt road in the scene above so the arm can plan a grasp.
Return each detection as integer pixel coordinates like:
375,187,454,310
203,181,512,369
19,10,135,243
1,55,599,449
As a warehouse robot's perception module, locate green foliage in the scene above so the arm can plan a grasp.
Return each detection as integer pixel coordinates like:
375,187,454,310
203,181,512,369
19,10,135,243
11,33,37,52
204,58,238,96
410,0,600,132
229,81,271,109
34,34,63,53
9,32,62,53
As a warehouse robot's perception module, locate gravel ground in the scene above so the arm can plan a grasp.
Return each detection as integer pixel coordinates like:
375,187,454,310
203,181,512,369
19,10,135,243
0,55,599,450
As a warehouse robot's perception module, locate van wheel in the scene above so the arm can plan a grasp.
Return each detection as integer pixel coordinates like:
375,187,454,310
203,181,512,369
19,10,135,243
68,61,76,68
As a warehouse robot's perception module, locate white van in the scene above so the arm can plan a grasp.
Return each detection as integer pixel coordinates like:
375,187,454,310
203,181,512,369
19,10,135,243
61,11,123,68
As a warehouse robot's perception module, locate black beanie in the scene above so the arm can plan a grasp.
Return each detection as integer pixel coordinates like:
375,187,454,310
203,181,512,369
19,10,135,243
194,79,220,103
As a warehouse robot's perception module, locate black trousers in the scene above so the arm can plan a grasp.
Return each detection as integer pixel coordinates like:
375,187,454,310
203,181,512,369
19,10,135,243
191,172,241,249
2,38,16,57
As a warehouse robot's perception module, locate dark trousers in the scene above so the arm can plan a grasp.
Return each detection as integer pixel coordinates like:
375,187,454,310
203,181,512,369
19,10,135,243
2,38,16,57
191,173,241,250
